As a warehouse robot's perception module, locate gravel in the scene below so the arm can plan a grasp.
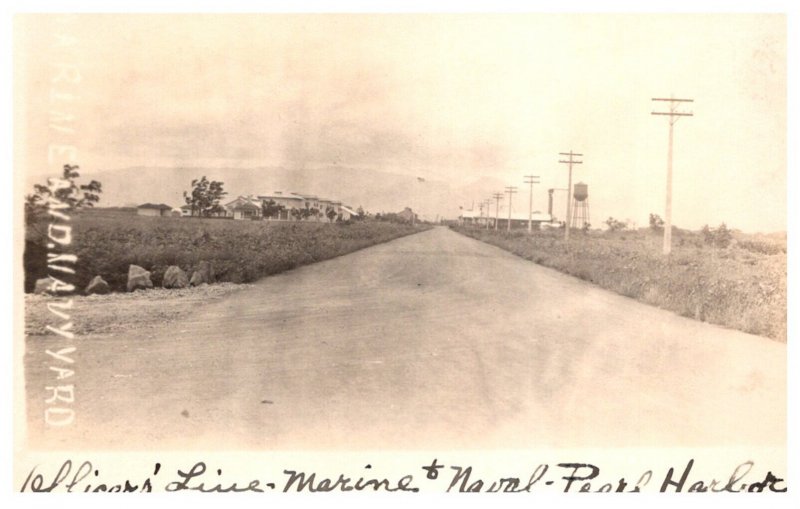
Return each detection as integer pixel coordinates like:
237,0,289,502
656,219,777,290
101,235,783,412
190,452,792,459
25,282,252,336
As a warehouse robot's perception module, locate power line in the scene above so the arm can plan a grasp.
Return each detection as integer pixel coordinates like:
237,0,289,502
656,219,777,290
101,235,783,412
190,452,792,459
651,96,694,255
558,151,583,241
523,175,540,233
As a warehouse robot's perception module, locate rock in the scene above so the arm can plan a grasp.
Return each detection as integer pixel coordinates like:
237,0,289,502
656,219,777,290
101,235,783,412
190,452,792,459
85,275,110,295
190,261,215,286
162,266,189,289
33,277,52,294
127,265,153,292
189,271,206,286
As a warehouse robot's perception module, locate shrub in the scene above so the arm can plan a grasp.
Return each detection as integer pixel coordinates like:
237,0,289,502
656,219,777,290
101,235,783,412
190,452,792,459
738,240,785,255
605,217,627,232
702,223,733,248
649,213,664,232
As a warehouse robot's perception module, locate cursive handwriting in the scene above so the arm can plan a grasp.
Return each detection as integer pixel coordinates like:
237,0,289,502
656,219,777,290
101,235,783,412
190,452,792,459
19,458,787,493
20,460,157,492
165,462,265,492
660,459,787,493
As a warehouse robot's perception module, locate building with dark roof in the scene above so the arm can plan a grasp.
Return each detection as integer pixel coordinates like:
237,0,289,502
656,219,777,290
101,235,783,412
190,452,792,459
137,203,174,217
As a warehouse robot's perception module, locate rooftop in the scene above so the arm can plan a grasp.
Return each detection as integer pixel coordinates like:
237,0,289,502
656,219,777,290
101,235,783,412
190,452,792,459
138,203,173,210
233,201,261,211
258,193,303,201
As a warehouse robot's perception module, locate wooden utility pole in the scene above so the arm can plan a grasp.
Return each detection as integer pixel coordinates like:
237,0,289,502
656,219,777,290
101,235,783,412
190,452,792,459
651,96,694,255
559,151,583,241
505,186,518,231
524,175,540,233
492,193,503,230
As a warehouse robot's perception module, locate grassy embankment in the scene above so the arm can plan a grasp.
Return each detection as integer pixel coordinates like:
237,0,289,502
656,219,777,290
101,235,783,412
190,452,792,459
25,210,430,293
452,225,786,341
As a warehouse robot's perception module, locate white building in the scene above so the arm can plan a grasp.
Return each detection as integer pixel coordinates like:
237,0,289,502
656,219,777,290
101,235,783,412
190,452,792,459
219,192,357,221
459,207,553,229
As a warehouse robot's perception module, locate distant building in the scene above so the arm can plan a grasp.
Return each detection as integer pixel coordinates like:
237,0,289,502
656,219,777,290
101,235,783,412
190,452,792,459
223,196,261,220
339,205,358,221
459,208,552,229
397,207,416,223
256,192,306,220
232,201,262,220
218,191,356,221
137,203,173,217
181,203,229,218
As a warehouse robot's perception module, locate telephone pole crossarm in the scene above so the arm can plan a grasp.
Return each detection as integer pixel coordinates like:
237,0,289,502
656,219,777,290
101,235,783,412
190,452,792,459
651,112,693,117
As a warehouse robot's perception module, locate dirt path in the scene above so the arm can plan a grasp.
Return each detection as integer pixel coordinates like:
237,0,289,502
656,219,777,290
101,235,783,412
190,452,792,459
24,227,785,450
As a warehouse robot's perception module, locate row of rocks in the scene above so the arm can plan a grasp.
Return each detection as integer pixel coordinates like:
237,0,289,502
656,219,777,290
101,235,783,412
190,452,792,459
127,261,215,292
34,261,216,295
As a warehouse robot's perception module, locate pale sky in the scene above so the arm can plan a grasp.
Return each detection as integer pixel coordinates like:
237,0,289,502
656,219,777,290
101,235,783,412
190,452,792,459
15,14,786,231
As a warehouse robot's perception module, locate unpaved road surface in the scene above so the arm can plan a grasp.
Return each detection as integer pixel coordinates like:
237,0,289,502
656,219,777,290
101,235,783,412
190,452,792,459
24,227,785,450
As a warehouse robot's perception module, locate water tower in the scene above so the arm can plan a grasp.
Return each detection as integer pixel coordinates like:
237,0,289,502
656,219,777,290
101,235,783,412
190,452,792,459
571,182,590,228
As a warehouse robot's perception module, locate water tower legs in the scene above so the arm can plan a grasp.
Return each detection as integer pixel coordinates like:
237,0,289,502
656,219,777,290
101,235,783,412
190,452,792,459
571,198,590,229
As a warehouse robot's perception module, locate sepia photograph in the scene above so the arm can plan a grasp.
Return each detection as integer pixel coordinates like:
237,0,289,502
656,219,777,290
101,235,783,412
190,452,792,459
9,6,793,498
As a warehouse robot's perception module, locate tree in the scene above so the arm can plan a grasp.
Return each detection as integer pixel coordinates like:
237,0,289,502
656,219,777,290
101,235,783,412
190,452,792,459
649,213,665,232
605,217,627,232
290,208,304,221
701,224,711,243
702,223,732,248
715,223,732,248
25,164,102,226
325,206,338,223
301,205,316,220
24,164,102,292
261,199,285,220
183,176,227,217
356,206,366,221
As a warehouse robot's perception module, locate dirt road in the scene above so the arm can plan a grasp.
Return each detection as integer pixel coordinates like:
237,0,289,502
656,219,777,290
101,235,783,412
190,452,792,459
24,227,785,450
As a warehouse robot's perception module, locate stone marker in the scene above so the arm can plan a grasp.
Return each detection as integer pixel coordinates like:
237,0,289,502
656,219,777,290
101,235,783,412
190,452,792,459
127,264,153,292
163,265,189,289
85,275,110,295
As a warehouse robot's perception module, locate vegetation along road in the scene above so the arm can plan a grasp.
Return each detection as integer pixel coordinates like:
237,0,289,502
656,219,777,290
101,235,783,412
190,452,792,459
25,227,785,450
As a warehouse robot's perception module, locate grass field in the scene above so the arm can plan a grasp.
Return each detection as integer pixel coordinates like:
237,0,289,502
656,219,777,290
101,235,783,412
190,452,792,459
25,210,429,293
452,225,786,341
